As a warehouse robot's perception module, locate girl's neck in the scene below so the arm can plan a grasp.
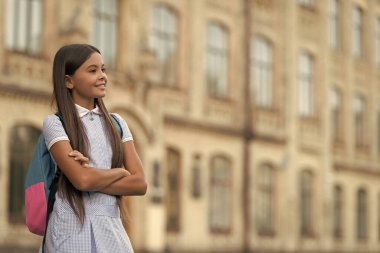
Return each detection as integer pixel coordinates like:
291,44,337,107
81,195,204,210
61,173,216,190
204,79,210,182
75,100,95,111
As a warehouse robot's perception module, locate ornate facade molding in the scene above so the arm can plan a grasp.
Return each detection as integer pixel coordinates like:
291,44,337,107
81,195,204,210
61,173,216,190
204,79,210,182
0,83,51,103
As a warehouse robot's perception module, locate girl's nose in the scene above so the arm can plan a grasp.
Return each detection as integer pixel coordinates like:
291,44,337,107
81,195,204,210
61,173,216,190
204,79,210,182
99,71,107,81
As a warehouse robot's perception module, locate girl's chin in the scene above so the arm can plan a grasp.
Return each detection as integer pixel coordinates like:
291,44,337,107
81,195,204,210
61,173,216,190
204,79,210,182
95,92,106,98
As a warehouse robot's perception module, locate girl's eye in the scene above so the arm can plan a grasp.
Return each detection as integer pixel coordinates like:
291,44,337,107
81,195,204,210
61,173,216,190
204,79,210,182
102,68,107,73
89,69,96,73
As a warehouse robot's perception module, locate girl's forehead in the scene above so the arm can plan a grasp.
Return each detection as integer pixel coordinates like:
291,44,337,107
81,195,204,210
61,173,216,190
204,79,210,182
82,52,104,66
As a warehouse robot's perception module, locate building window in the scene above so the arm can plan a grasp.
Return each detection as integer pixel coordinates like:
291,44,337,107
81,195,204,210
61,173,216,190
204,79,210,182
329,0,340,49
353,95,366,147
166,148,181,232
333,185,343,239
300,170,314,236
298,52,314,117
353,6,363,58
92,0,118,69
298,0,313,6
9,125,41,223
206,22,229,98
330,87,343,142
151,160,162,203
5,0,43,54
377,103,380,153
251,37,273,107
378,193,380,241
256,164,275,235
191,154,202,198
149,4,178,86
209,156,231,233
357,188,367,240
376,18,380,65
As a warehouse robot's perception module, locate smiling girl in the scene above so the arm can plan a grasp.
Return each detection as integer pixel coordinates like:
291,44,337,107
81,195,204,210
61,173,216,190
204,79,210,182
41,44,147,253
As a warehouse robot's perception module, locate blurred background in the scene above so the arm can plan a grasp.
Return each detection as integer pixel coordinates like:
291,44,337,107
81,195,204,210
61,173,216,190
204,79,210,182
0,0,380,252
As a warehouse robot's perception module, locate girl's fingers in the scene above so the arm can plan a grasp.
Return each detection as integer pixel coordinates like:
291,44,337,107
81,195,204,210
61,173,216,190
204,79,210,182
76,156,89,162
75,156,89,163
68,150,80,156
68,150,89,167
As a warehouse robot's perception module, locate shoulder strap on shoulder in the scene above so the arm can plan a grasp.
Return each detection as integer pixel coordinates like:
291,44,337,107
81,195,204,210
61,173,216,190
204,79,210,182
110,114,123,138
54,112,63,124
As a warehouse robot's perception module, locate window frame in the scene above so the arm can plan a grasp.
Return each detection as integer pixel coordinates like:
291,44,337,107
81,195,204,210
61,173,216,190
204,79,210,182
376,17,380,66
209,155,232,234
206,22,229,99
352,6,363,58
8,125,41,223
298,51,314,117
330,87,343,142
5,0,43,55
356,188,368,240
149,4,179,86
256,164,275,236
329,0,340,50
299,170,314,237
251,36,273,108
92,0,118,69
166,147,182,233
353,94,366,147
333,185,344,239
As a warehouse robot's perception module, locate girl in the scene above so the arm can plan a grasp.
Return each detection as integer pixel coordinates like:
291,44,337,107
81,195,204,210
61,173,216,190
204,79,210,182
41,44,147,253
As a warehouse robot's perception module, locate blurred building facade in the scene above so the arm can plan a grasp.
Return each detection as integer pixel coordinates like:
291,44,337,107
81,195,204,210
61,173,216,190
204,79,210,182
0,0,380,252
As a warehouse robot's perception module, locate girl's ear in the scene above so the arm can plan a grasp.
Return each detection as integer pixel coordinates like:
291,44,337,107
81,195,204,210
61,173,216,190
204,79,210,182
65,75,74,89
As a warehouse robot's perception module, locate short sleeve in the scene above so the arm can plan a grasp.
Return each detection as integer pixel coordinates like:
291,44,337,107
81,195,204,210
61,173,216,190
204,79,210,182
43,114,69,150
111,113,133,142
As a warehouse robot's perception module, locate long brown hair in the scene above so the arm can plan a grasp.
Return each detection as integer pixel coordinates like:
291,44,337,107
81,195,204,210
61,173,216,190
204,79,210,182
52,44,124,223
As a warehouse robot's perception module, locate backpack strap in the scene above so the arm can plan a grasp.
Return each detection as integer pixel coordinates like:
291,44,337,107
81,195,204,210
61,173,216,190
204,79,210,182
42,113,63,253
111,113,123,138
42,170,60,253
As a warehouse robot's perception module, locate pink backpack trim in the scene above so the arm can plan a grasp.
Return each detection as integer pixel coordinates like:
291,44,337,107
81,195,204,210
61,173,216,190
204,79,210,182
25,182,47,236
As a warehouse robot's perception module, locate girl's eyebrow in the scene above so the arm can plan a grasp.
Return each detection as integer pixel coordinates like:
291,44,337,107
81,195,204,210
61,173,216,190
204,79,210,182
86,64,105,69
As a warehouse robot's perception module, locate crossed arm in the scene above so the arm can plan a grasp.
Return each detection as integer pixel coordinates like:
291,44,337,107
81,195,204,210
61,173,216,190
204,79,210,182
50,140,147,196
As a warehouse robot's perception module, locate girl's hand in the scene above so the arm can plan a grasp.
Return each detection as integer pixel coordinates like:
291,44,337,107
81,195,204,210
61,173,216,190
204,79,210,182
69,150,89,168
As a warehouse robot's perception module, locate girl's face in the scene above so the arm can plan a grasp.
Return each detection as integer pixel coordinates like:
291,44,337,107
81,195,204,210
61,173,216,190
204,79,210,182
66,52,107,109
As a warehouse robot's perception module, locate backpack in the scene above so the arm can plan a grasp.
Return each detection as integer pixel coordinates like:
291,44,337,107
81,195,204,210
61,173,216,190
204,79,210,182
24,113,123,236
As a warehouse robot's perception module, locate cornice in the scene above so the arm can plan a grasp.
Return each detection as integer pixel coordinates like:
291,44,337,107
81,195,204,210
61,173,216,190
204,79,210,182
334,161,380,177
0,83,51,103
164,114,243,137
164,115,287,146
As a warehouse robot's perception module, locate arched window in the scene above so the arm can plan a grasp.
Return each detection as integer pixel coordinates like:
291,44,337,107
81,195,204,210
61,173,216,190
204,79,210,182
353,6,363,58
256,164,275,235
377,103,380,153
329,0,340,49
298,52,314,117
150,4,178,86
251,37,273,107
8,125,41,223
333,185,343,239
377,18,380,65
353,94,366,147
330,87,343,142
166,147,181,232
356,188,367,239
92,0,118,68
206,22,229,98
5,0,43,54
378,193,380,241
209,155,231,233
299,170,314,236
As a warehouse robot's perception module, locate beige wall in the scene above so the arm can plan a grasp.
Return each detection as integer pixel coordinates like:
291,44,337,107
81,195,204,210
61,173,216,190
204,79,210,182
1,0,380,252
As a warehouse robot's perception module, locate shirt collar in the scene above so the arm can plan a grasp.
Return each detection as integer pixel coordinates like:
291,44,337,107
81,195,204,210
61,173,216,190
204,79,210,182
75,104,102,118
